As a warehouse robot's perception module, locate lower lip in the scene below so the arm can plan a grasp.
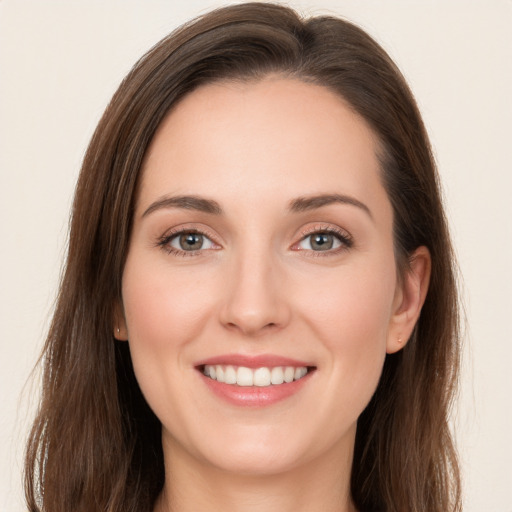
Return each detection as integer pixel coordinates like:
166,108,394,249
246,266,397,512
200,371,313,407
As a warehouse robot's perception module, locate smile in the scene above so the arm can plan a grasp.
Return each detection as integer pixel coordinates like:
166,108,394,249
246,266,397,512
203,365,310,387
196,355,316,406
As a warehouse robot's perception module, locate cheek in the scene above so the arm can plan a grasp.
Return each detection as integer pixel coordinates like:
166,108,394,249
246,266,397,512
120,255,223,427
304,259,395,340
121,257,218,350
298,259,396,406
120,254,223,414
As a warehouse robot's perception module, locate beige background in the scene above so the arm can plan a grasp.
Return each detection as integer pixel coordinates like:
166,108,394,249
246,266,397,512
1,1,511,510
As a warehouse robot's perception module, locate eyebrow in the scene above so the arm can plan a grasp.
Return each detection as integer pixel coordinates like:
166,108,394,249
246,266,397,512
142,195,223,217
288,193,373,219
141,192,372,219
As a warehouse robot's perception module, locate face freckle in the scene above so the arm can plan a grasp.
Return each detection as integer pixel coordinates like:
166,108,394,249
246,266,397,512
120,77,404,478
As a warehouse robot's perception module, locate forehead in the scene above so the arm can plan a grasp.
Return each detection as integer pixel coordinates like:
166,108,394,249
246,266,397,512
138,77,389,216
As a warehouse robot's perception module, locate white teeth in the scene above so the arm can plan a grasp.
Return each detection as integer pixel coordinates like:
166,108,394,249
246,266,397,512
215,365,225,383
294,367,307,380
284,366,295,383
203,365,310,387
253,367,271,387
237,366,253,386
270,367,284,385
224,365,237,384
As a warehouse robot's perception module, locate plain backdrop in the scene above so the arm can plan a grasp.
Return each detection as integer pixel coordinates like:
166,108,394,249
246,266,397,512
1,1,511,510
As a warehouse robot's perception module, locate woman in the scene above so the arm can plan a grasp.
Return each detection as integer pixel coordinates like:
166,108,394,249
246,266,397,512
24,3,461,511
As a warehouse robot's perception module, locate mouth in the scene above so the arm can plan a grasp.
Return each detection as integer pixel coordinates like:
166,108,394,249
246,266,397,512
200,364,314,387
195,355,316,407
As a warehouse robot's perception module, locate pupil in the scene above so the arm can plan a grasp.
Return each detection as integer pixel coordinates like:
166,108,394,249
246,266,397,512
180,233,203,250
311,233,333,250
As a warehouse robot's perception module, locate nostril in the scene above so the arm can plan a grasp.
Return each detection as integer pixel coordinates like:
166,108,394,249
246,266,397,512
224,319,279,336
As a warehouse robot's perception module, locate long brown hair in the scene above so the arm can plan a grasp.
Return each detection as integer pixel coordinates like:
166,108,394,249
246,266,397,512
25,3,461,511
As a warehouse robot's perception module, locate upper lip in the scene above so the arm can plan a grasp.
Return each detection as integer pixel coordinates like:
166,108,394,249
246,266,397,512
195,354,314,369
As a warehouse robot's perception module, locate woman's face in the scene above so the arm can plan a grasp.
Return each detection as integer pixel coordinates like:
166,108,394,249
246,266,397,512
118,78,424,476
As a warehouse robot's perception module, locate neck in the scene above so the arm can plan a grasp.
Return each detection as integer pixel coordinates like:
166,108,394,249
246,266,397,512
154,436,357,512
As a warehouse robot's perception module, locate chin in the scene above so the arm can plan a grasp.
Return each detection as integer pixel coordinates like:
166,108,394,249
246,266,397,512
170,418,354,478
205,444,309,477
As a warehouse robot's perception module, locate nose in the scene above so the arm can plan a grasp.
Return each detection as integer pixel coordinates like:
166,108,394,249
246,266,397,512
219,248,291,337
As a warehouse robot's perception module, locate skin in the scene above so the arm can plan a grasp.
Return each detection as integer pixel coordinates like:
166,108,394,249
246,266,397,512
115,77,430,512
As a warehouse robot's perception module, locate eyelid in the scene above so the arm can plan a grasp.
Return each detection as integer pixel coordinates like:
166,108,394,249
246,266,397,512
291,223,353,252
156,223,222,255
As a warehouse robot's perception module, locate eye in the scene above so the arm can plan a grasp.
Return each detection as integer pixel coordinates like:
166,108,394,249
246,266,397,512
157,229,218,255
295,228,353,253
298,232,341,251
170,232,214,251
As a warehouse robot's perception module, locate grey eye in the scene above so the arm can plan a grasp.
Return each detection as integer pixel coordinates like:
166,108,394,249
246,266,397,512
298,232,342,251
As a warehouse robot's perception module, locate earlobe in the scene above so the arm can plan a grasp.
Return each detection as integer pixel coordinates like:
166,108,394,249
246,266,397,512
386,246,431,354
113,302,128,341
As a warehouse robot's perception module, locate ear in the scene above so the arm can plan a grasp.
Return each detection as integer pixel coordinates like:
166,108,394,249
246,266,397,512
113,301,128,341
386,246,431,354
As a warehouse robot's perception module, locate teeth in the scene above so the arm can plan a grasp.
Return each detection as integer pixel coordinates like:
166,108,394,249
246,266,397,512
270,367,284,385
203,365,310,387
294,367,307,380
284,366,295,383
224,365,237,384
237,366,253,386
254,367,271,387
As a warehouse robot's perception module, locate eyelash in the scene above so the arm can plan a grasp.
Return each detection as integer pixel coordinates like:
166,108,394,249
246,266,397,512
156,227,219,257
293,225,353,256
156,224,353,257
